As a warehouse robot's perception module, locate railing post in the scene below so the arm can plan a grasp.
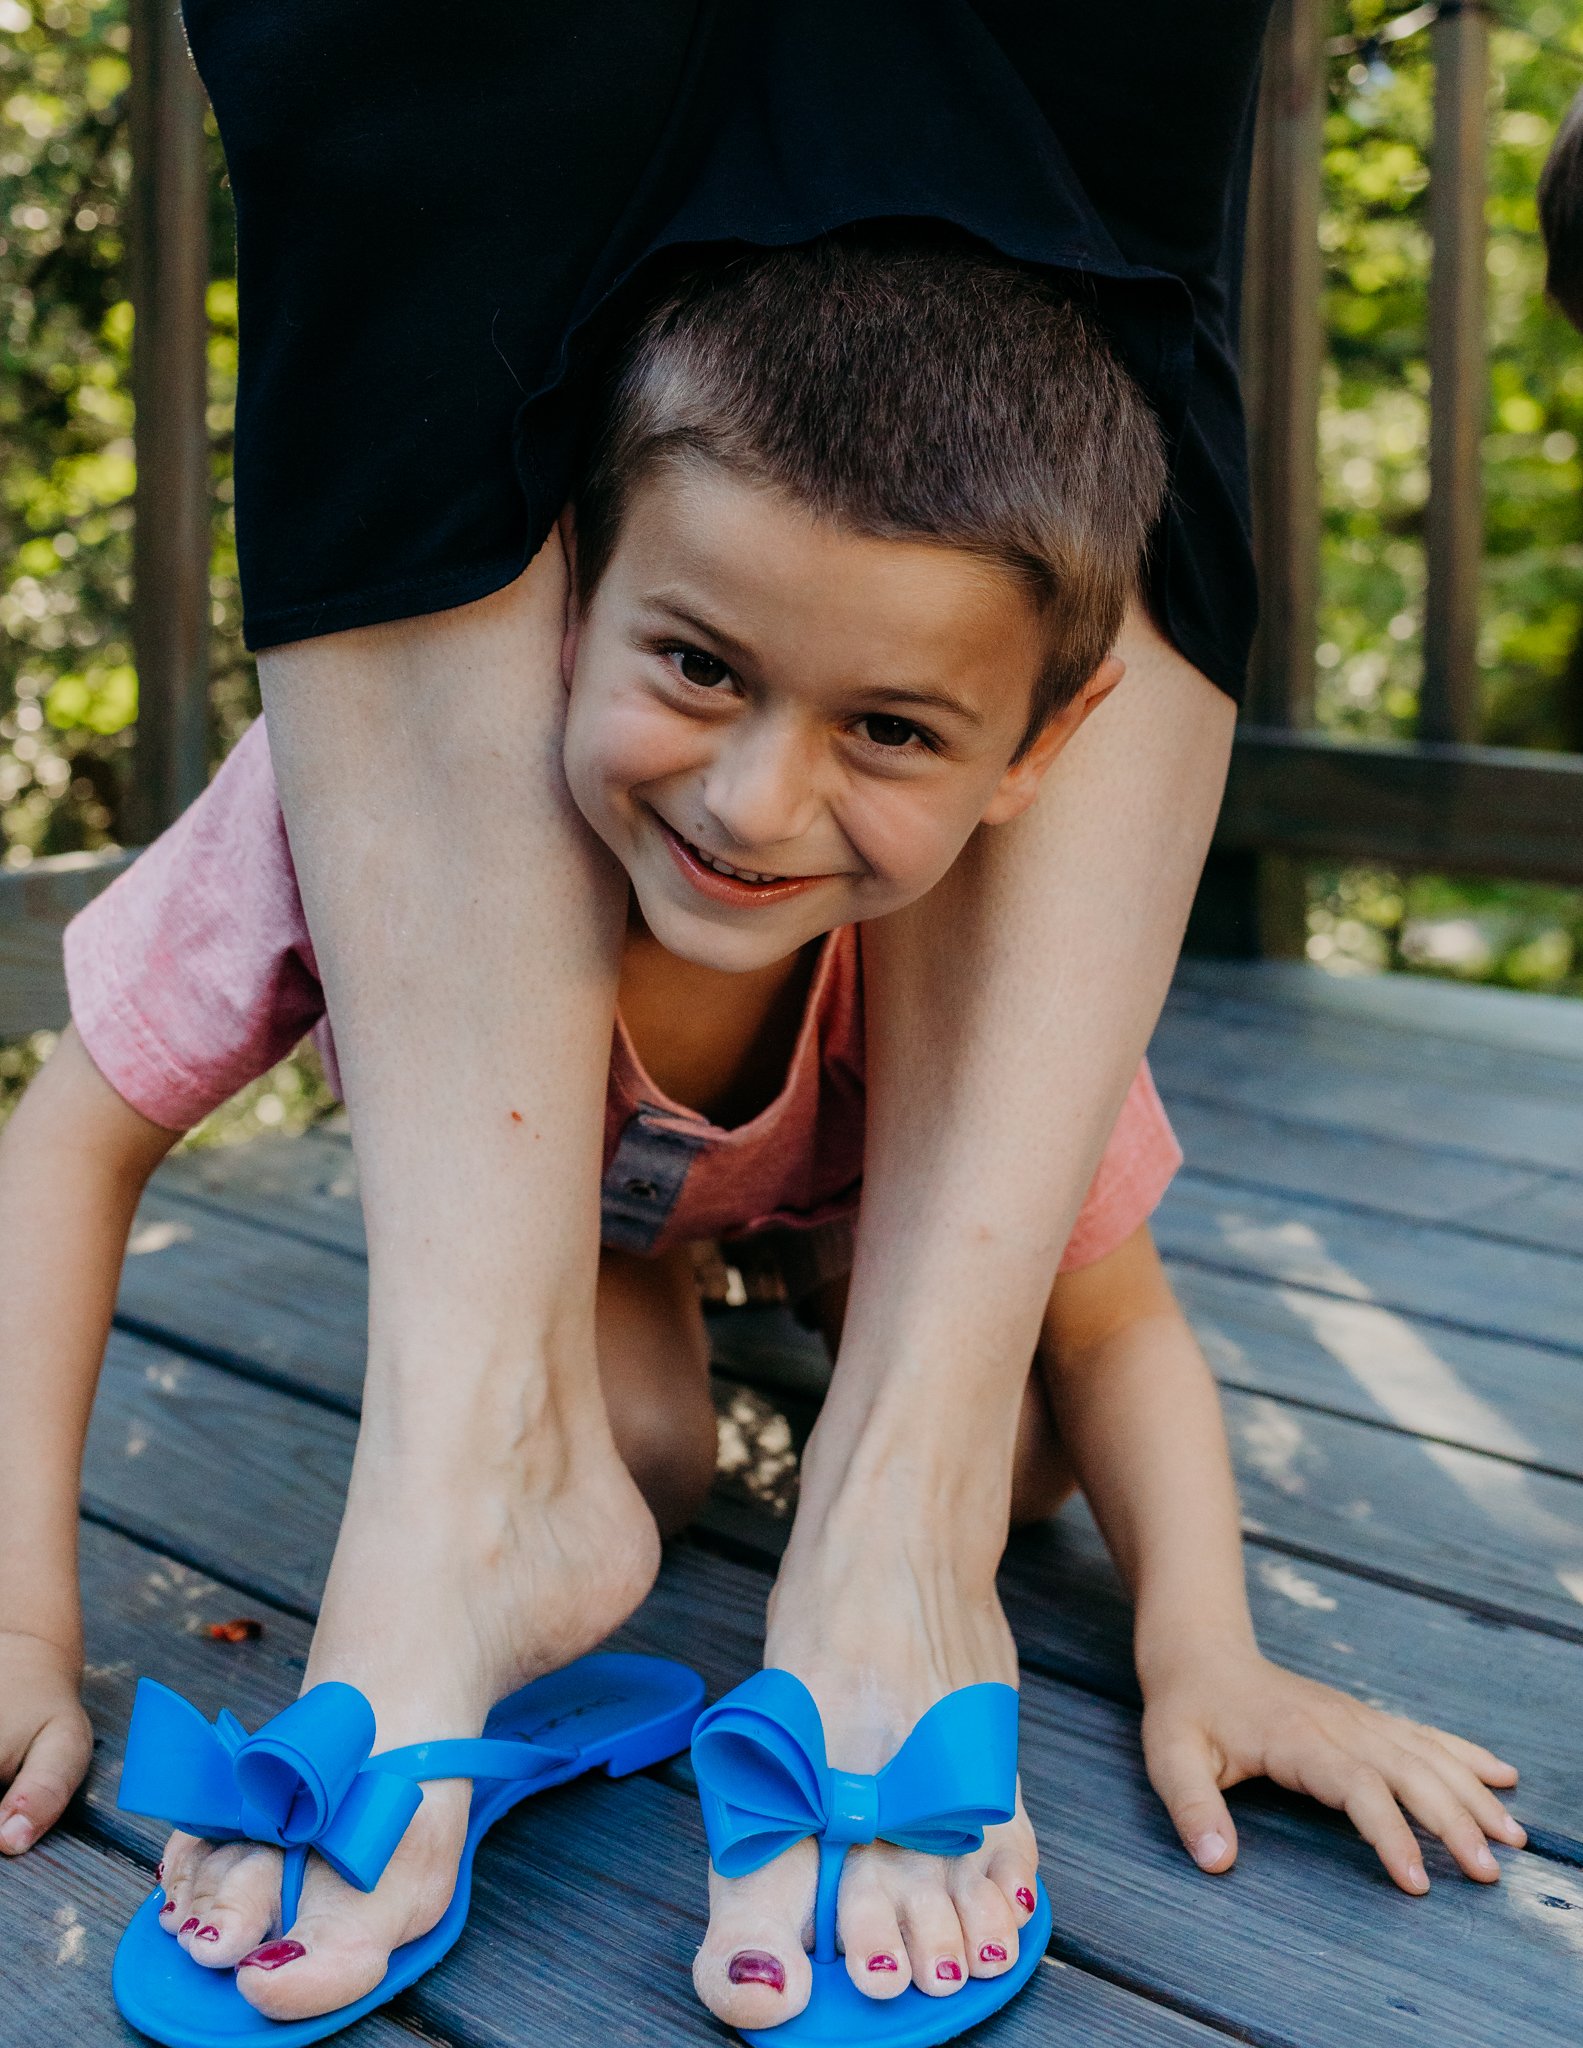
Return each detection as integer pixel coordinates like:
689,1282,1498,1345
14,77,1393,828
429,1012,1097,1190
1421,0,1489,745
1242,0,1324,732
126,0,211,842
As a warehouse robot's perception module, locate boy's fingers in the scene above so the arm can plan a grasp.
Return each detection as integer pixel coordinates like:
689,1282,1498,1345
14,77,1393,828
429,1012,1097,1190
1402,1735,1525,1848
0,1712,93,1853
1380,1747,1503,1883
1145,1732,1239,1873
1416,1724,1519,1788
1334,1763,1429,1894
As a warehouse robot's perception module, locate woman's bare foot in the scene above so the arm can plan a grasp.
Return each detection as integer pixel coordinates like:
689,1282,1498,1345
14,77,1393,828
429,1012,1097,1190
692,1508,1041,2032
154,1416,660,2022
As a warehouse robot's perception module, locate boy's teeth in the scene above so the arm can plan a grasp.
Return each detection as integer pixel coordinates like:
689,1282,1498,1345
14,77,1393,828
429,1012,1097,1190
699,845,777,883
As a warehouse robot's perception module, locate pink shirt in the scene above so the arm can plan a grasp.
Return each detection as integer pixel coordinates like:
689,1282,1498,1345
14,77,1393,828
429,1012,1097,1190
65,720,1181,1267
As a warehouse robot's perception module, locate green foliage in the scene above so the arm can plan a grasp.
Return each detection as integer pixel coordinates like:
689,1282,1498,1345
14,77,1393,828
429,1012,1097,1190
1318,0,1583,746
1,0,250,874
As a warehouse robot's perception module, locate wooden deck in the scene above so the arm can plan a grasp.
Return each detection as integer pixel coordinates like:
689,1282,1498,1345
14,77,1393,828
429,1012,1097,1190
7,957,1583,2045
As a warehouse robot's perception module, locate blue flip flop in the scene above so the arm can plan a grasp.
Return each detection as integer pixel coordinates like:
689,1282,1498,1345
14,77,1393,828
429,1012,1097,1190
112,1651,704,2048
692,1671,1051,2048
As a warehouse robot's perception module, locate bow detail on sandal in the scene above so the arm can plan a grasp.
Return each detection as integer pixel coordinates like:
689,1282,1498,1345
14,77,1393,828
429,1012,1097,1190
117,1678,469,1893
694,1670,1018,1960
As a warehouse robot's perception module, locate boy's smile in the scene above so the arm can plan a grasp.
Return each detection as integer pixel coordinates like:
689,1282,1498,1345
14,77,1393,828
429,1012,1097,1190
562,464,1115,973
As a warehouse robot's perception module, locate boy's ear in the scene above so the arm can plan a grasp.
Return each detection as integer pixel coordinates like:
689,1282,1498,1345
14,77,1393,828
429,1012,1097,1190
557,507,582,689
979,655,1126,826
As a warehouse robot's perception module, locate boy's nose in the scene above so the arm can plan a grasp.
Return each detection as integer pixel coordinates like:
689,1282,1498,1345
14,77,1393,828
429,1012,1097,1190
700,725,820,856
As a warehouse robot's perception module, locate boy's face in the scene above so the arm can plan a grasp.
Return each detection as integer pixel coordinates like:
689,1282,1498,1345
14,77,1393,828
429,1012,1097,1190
561,465,1117,973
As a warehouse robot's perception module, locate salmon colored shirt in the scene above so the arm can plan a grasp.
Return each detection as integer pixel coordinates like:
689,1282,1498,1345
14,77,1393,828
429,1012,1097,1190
64,720,1181,1267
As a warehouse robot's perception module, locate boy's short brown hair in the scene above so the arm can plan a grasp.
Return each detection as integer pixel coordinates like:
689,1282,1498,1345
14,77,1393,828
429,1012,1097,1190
576,229,1167,753
1540,88,1583,333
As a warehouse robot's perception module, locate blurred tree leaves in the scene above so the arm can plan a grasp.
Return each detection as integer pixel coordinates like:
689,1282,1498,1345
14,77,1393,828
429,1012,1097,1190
1318,0,1583,748
1,0,249,872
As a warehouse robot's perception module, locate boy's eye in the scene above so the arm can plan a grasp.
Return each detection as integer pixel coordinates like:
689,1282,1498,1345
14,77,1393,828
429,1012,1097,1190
858,713,923,749
669,647,732,690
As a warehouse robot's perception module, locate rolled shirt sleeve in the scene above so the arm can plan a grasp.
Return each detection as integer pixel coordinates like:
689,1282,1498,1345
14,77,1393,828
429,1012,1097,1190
63,720,327,1131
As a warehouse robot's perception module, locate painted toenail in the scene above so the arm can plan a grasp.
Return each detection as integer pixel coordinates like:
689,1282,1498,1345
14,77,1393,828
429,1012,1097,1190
155,1860,165,1880
1015,1886,1035,1913
239,1939,307,1971
727,1951,785,1992
196,1925,220,1943
980,1943,1008,1964
179,1918,199,1935
159,1901,176,1916
936,1959,963,1983
867,1953,899,1973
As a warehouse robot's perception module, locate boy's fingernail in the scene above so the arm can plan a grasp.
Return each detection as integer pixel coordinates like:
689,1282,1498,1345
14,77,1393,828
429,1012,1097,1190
1193,1832,1228,1870
1015,1886,1036,1913
0,1814,33,1853
1476,1845,1498,1875
239,1940,307,1971
1409,1863,1429,1892
727,1951,785,1992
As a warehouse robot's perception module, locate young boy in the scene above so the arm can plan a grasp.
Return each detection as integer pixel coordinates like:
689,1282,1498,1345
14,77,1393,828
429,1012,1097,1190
0,235,1522,2032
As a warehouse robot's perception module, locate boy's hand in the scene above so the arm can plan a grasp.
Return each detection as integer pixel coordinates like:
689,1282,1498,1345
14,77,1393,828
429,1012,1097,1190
0,1630,93,1854
1140,1647,1525,1893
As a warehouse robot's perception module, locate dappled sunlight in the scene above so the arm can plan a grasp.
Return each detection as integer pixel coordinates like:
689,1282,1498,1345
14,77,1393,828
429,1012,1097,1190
1256,1558,1338,1612
1274,1286,1539,1464
1237,1398,1308,1497
1211,1210,1583,1606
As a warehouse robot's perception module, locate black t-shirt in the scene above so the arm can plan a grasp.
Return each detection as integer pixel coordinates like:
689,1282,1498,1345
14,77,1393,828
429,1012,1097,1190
185,0,1271,698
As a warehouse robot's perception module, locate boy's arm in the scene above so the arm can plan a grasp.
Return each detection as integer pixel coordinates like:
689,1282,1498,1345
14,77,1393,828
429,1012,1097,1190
1042,1227,1526,1893
0,1027,179,1853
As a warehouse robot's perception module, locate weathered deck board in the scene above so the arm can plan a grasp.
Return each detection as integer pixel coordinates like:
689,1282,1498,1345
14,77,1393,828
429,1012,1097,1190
1156,1173,1583,1358
105,1209,1583,1648
1153,976,1583,1177
1163,1093,1583,1254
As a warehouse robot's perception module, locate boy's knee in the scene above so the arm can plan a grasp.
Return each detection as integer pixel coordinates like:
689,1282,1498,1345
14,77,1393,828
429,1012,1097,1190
614,1381,719,1537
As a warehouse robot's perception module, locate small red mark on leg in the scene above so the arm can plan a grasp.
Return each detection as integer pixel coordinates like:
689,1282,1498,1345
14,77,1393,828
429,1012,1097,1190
510,1110,523,1123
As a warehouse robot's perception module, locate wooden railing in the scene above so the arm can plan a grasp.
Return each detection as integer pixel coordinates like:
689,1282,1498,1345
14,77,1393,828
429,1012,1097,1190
1222,0,1583,951
6,0,1583,1032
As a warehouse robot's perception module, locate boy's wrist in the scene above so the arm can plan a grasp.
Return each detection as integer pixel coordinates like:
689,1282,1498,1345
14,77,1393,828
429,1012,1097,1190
1133,1606,1258,1696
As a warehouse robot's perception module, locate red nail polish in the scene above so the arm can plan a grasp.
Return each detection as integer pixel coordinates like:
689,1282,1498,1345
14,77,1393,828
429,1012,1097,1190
196,1926,220,1943
866,1953,899,1972
1015,1887,1035,1913
936,1959,963,1983
980,1942,1008,1964
239,1939,307,1972
159,1901,176,1917
155,1861,165,1881
727,1951,785,1992
179,1918,199,1935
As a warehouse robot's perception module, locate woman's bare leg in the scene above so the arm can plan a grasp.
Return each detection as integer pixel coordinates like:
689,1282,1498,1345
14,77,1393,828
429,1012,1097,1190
695,612,1235,2025
157,541,662,2020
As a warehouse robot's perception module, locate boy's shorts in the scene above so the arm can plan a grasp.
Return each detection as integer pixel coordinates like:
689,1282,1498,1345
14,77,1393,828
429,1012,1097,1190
65,720,1182,1286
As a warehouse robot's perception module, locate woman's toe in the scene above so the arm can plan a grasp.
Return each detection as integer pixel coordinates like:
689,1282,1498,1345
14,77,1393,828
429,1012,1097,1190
985,1836,1041,1928
180,1846,281,1969
236,1905,391,2023
950,1867,1018,1978
837,1865,908,2000
694,1846,815,2029
892,1869,968,1997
